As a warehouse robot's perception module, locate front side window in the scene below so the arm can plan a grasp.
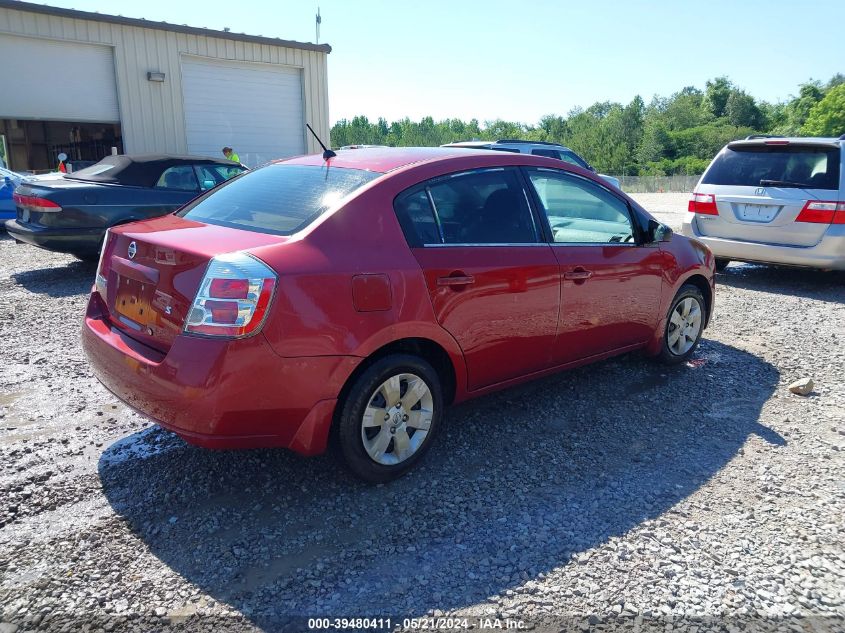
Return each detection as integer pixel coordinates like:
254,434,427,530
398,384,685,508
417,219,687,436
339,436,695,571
527,169,634,244
156,165,199,191
178,164,381,236
531,148,562,160
427,168,538,244
559,150,591,169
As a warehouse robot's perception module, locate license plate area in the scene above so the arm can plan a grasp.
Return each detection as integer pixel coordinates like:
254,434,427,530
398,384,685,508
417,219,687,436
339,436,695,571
737,204,778,223
115,276,154,327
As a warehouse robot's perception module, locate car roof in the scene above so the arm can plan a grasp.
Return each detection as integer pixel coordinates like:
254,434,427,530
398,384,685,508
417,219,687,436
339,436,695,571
280,147,512,173
442,139,575,150
66,154,242,187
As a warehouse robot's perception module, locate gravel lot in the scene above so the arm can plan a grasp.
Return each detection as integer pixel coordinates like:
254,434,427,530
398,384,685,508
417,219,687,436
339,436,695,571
1,193,844,632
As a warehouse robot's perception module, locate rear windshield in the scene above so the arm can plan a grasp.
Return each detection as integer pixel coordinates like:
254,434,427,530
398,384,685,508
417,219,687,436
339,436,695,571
702,145,841,190
177,164,382,235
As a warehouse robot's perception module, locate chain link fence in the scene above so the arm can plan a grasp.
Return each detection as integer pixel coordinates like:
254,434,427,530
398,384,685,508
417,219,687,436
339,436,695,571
616,174,701,193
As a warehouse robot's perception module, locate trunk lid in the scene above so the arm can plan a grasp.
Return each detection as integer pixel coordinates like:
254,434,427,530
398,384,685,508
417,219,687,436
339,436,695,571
99,214,287,351
14,179,94,226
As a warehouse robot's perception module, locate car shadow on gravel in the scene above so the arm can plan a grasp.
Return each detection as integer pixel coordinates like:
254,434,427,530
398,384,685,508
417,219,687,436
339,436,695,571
11,260,96,297
717,263,845,303
98,339,782,629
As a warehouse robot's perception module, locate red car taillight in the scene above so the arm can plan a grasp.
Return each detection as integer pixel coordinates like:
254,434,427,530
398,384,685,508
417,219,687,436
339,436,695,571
95,229,114,296
795,201,845,224
185,253,277,338
688,193,718,215
13,192,62,213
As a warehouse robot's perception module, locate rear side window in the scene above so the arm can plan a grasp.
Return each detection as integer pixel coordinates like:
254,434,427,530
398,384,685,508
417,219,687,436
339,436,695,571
702,145,841,190
394,189,441,246
429,169,538,244
178,164,381,236
393,168,539,245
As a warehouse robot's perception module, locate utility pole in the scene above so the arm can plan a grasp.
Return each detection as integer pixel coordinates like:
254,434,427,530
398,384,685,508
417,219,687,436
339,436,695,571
315,6,321,44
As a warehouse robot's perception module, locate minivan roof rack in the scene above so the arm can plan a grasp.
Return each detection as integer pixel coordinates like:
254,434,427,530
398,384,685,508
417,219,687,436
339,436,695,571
745,134,784,140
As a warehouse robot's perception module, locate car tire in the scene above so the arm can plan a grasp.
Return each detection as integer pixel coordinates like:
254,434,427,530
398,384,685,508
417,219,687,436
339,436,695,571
337,354,443,483
715,258,730,272
658,284,706,365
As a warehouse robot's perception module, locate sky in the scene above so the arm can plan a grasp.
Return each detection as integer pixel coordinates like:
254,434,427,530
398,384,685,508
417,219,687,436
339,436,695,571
42,0,845,125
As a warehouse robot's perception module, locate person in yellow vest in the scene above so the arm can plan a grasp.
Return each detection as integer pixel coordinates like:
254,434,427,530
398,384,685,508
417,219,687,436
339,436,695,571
222,147,240,163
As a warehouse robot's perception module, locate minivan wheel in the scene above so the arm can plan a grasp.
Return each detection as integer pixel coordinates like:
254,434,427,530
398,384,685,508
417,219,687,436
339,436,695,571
715,258,730,272
659,284,706,365
337,354,443,483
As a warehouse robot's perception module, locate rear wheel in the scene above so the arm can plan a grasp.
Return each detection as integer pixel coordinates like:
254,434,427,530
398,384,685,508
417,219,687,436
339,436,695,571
715,258,730,272
658,284,705,364
337,354,442,483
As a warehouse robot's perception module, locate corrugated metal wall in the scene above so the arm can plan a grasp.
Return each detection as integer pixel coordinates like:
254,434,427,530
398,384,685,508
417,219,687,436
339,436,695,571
0,5,330,156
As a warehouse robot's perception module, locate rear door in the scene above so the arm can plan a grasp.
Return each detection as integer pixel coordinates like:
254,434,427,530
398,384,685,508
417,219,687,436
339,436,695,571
695,142,842,246
523,168,664,365
395,167,560,391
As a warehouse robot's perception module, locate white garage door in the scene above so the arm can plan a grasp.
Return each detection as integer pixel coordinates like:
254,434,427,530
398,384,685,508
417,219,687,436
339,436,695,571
0,34,119,122
181,56,306,167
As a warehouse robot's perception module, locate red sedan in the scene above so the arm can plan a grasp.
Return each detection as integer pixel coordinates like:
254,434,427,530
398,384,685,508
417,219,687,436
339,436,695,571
82,148,715,482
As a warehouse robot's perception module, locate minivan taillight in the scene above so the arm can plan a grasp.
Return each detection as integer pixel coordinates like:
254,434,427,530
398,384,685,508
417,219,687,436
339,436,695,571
795,201,845,224
13,193,62,213
185,253,277,338
688,193,718,215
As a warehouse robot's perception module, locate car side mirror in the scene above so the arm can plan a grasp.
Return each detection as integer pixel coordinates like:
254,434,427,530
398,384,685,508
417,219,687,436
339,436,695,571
3,176,12,187
654,223,673,242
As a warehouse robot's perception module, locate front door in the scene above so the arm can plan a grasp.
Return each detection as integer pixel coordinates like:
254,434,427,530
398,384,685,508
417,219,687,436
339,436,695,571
395,167,560,391
523,168,664,365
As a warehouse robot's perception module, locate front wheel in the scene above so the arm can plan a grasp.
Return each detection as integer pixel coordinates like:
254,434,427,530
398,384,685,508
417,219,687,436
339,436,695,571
715,258,730,272
658,284,706,364
337,354,443,483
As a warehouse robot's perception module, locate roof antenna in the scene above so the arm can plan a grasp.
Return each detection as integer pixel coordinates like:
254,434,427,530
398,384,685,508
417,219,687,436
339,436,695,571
306,123,336,160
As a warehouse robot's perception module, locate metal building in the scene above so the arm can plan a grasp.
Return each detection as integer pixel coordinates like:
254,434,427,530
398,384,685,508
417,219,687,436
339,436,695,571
0,0,331,171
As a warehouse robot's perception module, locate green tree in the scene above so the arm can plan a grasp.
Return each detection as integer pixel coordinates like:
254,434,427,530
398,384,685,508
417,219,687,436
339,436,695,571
724,90,763,128
801,84,845,136
702,77,734,119
637,119,673,164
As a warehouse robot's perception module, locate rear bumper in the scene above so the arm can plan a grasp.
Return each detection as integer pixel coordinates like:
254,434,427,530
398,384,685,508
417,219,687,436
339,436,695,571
81,292,359,455
5,219,103,254
681,217,845,270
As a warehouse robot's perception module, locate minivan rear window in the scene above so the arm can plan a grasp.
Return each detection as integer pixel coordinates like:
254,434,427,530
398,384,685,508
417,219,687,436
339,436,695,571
702,145,840,190
177,164,381,235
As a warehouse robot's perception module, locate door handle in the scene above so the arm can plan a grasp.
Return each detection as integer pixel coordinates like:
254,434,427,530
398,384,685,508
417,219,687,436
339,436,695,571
437,274,475,287
564,268,593,281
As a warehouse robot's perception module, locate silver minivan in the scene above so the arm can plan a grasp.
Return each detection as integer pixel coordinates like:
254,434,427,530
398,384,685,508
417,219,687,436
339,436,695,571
682,135,845,270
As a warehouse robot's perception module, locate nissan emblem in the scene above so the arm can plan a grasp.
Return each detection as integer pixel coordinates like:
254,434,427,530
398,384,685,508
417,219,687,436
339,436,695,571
128,241,137,259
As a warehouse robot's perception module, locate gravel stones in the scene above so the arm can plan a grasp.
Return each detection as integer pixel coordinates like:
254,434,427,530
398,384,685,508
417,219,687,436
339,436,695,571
1,204,844,631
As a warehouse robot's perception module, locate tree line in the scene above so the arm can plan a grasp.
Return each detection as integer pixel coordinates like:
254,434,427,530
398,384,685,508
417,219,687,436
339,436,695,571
330,75,845,176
